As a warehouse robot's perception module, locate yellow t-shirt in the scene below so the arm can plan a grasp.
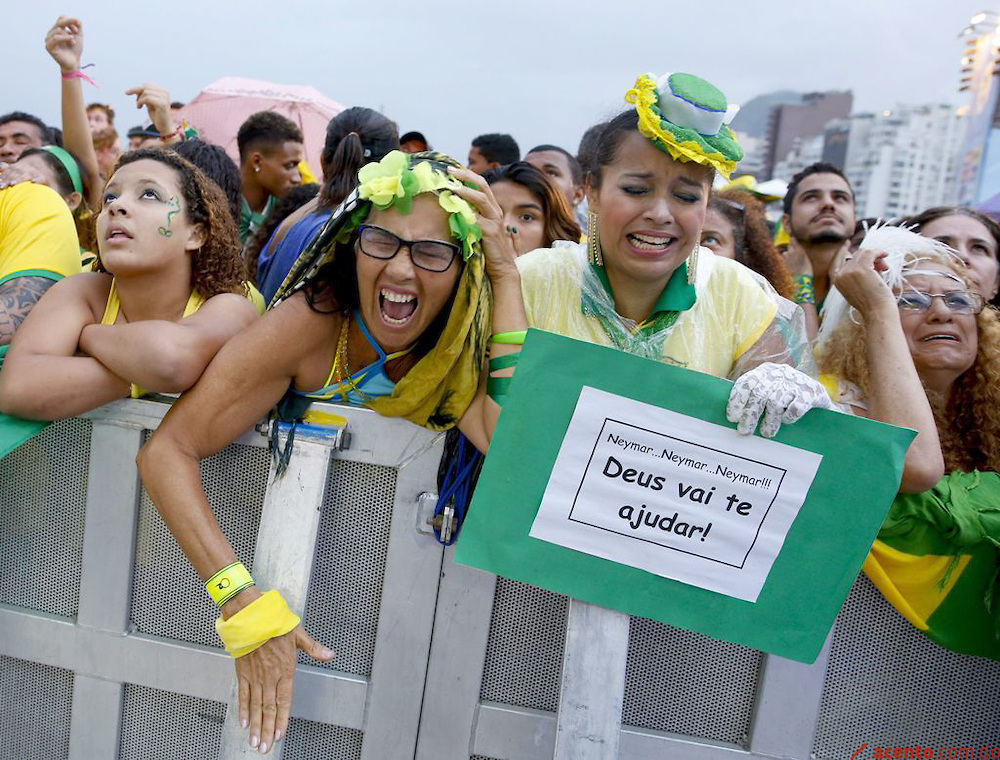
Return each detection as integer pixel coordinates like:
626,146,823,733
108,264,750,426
0,183,81,287
517,243,778,378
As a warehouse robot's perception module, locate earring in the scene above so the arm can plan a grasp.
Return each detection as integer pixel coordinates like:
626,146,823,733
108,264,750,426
588,211,603,266
254,166,261,173
687,240,700,285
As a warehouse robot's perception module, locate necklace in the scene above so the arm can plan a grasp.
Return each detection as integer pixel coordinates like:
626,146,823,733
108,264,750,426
333,313,371,403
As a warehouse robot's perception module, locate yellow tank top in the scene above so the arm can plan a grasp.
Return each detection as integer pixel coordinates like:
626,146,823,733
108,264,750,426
100,280,265,398
100,280,207,398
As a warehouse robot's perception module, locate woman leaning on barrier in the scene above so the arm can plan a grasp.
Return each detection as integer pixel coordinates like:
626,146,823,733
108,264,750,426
136,150,525,753
818,226,1000,660
0,149,263,419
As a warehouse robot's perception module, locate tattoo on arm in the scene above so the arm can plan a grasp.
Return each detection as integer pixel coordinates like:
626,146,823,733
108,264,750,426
0,276,57,346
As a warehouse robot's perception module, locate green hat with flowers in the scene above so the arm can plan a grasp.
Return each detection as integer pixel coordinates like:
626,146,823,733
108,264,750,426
625,72,744,178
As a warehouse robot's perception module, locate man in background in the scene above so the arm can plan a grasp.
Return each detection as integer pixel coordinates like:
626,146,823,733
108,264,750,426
467,133,519,173
236,111,303,244
0,112,52,166
781,162,857,311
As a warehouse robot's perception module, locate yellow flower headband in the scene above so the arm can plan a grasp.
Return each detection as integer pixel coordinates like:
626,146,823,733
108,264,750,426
354,150,482,260
624,73,743,179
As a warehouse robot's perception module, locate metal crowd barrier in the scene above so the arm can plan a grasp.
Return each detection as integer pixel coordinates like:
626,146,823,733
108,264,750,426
2,398,999,759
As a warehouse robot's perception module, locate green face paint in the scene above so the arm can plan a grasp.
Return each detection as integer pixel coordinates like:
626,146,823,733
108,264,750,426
158,196,181,238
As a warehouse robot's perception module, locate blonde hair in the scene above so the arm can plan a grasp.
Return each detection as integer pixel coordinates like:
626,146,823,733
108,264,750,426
819,251,1000,473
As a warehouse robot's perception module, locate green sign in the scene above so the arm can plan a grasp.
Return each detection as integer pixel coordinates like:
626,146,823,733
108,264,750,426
455,330,915,663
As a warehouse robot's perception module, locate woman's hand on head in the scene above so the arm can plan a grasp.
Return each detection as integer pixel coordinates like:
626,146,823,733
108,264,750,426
446,166,519,282
45,16,83,74
833,247,895,318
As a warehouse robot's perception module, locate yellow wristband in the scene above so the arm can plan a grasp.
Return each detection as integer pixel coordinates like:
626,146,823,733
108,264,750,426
205,562,255,607
215,590,301,658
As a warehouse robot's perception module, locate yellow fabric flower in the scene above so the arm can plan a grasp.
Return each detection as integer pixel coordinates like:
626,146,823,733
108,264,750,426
438,190,477,226
411,160,449,193
358,151,410,206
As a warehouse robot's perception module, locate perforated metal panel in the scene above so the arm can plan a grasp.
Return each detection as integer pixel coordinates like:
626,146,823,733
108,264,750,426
130,437,268,648
297,459,396,676
622,616,760,745
813,576,1000,759
0,418,91,617
119,683,225,759
282,717,363,759
480,578,568,712
0,656,73,760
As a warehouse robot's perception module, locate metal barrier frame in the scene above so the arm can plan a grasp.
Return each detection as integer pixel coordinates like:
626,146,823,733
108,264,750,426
4,398,1000,759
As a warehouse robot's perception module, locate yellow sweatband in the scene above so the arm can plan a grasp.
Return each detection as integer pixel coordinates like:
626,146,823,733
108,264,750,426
205,562,255,607
215,590,301,658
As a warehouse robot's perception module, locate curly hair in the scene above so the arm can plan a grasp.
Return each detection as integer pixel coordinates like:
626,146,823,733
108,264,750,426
818,253,1000,473
709,189,794,299
95,148,247,298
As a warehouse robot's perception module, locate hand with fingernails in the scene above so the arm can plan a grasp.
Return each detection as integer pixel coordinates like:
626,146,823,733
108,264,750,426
834,247,895,320
126,83,178,142
45,16,84,76
445,166,519,281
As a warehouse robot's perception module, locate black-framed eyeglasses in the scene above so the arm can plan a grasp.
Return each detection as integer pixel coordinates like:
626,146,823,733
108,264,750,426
897,290,985,315
357,224,459,273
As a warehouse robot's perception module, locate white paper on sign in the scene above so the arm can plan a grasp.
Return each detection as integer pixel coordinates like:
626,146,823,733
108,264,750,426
529,386,823,602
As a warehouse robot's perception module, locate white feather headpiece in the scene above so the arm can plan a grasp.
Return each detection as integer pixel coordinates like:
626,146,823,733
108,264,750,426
816,222,962,351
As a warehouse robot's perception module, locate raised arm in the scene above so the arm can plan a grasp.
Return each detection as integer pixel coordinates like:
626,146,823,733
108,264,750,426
44,17,102,209
78,293,259,393
833,249,944,492
135,294,335,755
0,274,128,419
444,167,527,453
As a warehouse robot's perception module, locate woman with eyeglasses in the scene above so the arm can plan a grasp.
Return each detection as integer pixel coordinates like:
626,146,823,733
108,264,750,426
136,150,519,753
818,225,1000,660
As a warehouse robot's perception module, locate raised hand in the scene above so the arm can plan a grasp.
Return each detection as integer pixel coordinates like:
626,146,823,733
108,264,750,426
125,84,177,140
45,16,84,74
445,165,519,282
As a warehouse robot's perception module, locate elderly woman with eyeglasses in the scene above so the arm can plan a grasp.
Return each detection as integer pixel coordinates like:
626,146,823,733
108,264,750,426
818,225,1000,661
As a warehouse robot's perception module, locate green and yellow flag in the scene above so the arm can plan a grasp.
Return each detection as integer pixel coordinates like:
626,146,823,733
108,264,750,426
864,470,1000,661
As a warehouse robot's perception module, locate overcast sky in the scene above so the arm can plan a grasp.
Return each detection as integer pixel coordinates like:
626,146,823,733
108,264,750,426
5,1,992,161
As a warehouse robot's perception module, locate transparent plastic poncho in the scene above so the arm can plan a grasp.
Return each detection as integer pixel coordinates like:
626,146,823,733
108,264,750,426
518,242,815,381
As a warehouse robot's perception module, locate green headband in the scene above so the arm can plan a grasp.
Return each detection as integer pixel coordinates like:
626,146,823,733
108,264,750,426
41,145,84,195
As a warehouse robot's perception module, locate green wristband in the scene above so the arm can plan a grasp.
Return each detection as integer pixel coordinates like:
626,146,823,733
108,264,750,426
488,353,520,372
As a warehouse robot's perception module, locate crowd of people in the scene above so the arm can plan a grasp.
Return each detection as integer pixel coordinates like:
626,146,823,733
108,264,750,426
1,14,998,756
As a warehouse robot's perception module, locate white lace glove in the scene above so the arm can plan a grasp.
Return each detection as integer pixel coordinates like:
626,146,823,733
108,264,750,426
726,363,836,438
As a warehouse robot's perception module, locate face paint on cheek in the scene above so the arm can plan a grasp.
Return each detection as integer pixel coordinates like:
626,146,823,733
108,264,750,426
158,196,181,237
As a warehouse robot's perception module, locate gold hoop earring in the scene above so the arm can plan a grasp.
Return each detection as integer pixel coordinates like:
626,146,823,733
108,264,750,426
687,241,700,285
588,211,603,266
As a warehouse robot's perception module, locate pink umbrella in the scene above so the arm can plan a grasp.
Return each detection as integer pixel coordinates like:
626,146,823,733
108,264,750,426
176,77,345,176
